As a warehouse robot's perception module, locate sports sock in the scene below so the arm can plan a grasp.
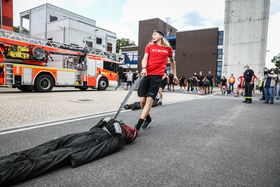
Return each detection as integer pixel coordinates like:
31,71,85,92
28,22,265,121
146,114,151,121
135,119,144,130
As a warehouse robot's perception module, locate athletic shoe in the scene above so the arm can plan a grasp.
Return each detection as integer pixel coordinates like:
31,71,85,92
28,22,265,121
158,101,162,105
134,119,144,131
142,118,153,129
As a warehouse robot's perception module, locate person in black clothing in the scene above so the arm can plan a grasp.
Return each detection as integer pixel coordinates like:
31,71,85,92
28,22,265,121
168,73,174,91
179,76,186,90
192,72,198,92
197,71,205,95
221,76,227,94
187,76,193,92
206,71,214,94
243,65,255,103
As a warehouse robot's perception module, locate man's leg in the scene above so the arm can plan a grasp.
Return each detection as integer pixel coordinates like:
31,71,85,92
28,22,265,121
243,83,249,102
135,97,153,130
269,87,274,104
135,97,147,130
158,88,163,101
141,97,154,129
248,84,253,103
140,97,153,119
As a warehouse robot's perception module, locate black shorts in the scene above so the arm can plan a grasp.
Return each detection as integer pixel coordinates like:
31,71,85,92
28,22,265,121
138,75,162,99
198,81,203,87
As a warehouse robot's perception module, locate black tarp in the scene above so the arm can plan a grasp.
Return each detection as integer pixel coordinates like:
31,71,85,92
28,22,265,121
0,118,137,186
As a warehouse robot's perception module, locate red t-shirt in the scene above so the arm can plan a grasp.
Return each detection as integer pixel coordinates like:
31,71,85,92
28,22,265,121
145,43,173,76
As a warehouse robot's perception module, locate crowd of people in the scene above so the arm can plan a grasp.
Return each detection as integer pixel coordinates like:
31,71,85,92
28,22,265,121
213,66,280,104
169,71,215,95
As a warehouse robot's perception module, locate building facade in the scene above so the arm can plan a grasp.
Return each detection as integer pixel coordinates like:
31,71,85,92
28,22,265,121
175,28,220,80
223,0,270,79
19,3,117,53
0,0,13,31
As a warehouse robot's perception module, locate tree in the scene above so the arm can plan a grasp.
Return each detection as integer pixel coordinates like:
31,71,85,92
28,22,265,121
271,53,280,71
116,38,136,53
13,26,20,33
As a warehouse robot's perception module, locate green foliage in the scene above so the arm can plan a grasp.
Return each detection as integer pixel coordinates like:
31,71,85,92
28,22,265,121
13,26,20,33
116,38,136,53
271,53,280,71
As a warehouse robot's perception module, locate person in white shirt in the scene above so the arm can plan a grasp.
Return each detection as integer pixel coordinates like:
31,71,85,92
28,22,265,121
126,70,133,90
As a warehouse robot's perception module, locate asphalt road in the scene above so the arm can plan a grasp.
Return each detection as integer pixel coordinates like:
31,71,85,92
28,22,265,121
0,95,279,187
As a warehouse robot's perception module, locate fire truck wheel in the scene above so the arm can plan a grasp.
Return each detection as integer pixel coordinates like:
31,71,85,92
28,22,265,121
98,77,108,90
35,74,54,92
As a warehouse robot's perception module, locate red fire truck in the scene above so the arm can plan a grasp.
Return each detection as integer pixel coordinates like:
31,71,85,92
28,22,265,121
0,29,122,92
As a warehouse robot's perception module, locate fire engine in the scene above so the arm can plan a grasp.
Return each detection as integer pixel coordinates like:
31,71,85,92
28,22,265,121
0,29,123,92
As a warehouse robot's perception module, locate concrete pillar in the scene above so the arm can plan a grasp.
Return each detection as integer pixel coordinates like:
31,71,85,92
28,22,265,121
223,0,270,80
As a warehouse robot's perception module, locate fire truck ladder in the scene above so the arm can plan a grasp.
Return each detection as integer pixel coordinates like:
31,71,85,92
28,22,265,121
5,63,13,85
0,29,123,62
0,29,84,52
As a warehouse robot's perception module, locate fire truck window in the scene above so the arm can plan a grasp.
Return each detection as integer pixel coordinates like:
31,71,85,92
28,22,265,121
103,61,117,72
96,38,102,45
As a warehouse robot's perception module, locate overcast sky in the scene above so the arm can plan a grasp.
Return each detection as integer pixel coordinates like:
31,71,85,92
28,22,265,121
13,0,280,68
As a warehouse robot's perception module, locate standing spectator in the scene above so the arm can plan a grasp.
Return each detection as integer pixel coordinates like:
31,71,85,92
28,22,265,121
206,71,214,94
132,70,138,84
228,74,236,93
263,69,278,104
252,74,258,94
276,72,280,100
168,73,174,91
125,70,133,90
221,76,227,94
197,71,205,95
243,65,255,103
179,76,186,90
187,76,193,92
203,77,210,95
192,72,198,92
234,75,244,97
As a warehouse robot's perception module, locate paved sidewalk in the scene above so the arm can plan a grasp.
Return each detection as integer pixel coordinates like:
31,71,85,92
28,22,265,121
0,86,201,130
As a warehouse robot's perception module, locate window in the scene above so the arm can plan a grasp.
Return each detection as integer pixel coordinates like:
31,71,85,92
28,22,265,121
217,61,222,66
218,31,224,45
103,61,117,72
50,15,58,22
85,41,93,48
96,38,102,45
107,42,112,52
217,49,223,59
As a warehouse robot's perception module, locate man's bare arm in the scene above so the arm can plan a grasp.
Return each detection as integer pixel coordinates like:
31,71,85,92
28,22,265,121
170,58,178,83
140,53,148,76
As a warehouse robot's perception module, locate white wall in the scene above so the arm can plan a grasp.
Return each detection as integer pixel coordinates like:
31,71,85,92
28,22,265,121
223,0,270,79
21,3,117,55
29,5,47,38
